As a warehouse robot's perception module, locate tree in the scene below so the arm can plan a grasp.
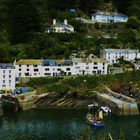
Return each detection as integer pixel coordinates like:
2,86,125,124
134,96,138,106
126,16,140,30
118,30,136,44
4,0,41,44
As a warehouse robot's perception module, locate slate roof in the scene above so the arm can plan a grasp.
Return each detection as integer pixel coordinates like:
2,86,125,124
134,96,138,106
104,49,139,54
92,12,128,18
0,63,14,69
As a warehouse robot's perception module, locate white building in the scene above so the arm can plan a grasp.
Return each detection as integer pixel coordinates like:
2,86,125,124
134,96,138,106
52,19,74,33
15,59,42,78
15,58,108,78
100,49,140,64
91,12,128,23
72,58,107,75
0,64,16,90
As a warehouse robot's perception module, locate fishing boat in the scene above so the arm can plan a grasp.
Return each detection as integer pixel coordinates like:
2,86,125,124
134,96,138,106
86,110,104,127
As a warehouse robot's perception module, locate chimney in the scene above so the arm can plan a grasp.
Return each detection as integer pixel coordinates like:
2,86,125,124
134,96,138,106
53,19,56,25
64,19,68,25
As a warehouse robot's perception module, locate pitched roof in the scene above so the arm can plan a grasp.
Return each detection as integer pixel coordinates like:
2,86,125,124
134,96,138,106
0,63,14,69
104,49,139,54
16,59,42,65
92,12,128,18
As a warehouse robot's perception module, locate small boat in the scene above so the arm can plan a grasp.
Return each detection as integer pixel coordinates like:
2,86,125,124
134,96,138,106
100,106,111,115
86,111,104,127
88,101,98,110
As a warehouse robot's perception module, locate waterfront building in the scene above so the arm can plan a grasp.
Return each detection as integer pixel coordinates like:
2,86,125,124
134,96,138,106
15,59,42,78
41,60,73,76
91,12,128,23
15,58,108,78
72,58,107,75
52,19,74,33
0,64,16,90
100,49,140,64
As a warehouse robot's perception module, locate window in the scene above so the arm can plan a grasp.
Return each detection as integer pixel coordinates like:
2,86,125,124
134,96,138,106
9,80,11,84
75,67,80,69
75,62,78,65
68,72,71,75
66,68,70,71
9,70,11,73
9,75,12,78
2,85,6,87
25,73,29,76
3,70,5,74
19,65,21,67
34,69,38,72
27,69,29,71
94,62,97,65
27,65,29,67
93,66,98,69
57,68,61,71
45,68,49,71
3,80,5,84
45,73,51,76
92,71,96,74
19,68,21,71
103,67,105,69
19,73,21,76
33,65,37,67
3,75,5,78
86,67,89,69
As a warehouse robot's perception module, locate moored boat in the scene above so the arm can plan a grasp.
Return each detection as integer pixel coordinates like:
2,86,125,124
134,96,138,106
86,111,104,127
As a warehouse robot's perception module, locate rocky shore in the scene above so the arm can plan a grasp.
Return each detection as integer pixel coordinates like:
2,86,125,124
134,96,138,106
35,93,97,109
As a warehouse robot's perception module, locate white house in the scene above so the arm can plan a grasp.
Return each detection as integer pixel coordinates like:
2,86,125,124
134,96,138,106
41,60,73,76
15,59,42,78
91,12,128,23
15,58,108,78
100,49,140,64
0,64,16,90
72,58,107,75
52,19,74,33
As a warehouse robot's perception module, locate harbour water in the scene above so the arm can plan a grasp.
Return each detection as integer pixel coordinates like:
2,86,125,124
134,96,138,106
0,109,140,140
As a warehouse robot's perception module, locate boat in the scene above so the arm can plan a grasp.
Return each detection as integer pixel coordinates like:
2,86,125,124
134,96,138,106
86,110,104,127
100,106,111,115
88,101,98,110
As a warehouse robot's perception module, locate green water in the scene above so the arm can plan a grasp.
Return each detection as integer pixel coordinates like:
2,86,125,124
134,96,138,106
0,109,140,140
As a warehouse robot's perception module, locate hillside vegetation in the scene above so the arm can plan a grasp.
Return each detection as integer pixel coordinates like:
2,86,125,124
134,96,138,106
0,0,140,62
26,70,140,99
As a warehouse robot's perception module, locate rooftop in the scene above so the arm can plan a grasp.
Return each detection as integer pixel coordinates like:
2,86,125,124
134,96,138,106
0,64,14,69
103,49,139,54
92,12,128,17
16,59,42,65
54,22,73,29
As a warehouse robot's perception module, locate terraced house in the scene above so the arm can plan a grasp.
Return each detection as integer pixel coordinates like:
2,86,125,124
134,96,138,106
0,64,16,90
14,58,108,78
100,49,140,64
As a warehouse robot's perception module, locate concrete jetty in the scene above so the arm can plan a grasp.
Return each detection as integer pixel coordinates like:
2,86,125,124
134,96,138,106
97,93,139,116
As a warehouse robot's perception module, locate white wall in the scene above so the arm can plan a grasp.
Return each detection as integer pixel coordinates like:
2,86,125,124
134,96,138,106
0,69,16,90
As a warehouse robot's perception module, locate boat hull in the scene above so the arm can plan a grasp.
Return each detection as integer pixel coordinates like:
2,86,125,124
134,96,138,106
89,121,104,127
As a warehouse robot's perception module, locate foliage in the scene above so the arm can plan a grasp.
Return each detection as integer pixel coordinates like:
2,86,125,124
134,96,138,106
3,0,41,44
126,16,140,30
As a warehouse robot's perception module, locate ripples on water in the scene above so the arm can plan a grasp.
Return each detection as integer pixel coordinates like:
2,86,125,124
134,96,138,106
0,109,140,140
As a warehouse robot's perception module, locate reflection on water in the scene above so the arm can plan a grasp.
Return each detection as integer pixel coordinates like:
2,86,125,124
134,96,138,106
0,109,139,140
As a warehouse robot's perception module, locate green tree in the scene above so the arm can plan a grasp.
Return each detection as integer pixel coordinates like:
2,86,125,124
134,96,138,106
126,16,140,30
4,0,41,44
118,30,136,44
